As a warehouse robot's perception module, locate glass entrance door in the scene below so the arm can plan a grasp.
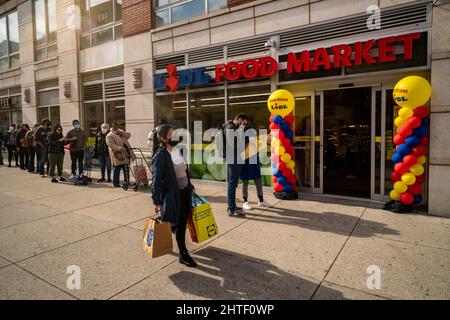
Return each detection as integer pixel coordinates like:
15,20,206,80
322,87,372,198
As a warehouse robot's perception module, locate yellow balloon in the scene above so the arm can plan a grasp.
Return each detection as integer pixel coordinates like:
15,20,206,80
398,107,413,119
394,116,406,127
410,163,424,176
267,89,295,117
393,76,432,108
281,153,291,163
401,173,416,186
278,146,286,156
394,181,408,194
291,168,295,175
418,155,427,165
390,189,401,201
286,160,295,169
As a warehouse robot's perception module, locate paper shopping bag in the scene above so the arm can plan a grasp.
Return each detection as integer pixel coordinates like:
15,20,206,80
188,194,219,243
142,217,173,258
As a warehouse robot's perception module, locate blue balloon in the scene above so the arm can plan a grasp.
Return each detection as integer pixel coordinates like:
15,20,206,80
280,122,290,132
414,126,429,137
277,177,287,185
272,169,283,177
286,130,294,139
283,184,293,191
397,144,411,156
405,135,420,148
392,152,403,164
414,195,423,204
273,115,283,125
272,162,277,168
422,117,430,127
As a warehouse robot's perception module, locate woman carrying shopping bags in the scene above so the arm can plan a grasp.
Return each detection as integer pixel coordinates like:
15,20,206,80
151,124,197,268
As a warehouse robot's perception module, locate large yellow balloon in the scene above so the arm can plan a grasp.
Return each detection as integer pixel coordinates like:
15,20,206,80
418,155,427,165
281,153,291,163
286,160,295,169
394,181,408,194
277,146,286,156
393,76,432,108
401,173,416,186
390,189,401,201
267,89,295,117
410,163,424,176
394,116,406,127
398,107,413,119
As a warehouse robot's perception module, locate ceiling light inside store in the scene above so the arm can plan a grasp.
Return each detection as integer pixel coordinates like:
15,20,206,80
229,100,267,105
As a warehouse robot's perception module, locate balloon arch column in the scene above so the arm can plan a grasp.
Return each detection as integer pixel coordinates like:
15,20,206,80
386,75,431,213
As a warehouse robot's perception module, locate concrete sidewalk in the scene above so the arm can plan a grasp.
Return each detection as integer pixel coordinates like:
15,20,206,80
0,166,449,300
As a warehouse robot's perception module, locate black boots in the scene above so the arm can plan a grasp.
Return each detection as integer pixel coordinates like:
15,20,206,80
179,249,197,268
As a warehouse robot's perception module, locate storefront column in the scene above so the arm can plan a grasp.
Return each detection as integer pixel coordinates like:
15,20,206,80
56,0,81,134
428,2,450,217
18,0,37,125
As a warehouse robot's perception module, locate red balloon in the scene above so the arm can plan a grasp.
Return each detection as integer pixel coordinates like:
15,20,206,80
416,174,425,184
274,183,283,192
408,183,422,195
400,192,414,205
394,162,409,175
277,162,286,171
397,124,413,138
288,176,297,185
412,145,426,156
414,106,429,119
403,155,418,167
282,137,291,146
393,134,405,145
406,116,422,129
284,114,294,124
420,137,429,145
272,176,278,183
276,130,285,140
269,115,275,123
282,169,293,178
391,171,402,182
269,123,280,130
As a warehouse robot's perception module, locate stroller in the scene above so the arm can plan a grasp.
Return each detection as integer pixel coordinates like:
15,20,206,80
124,148,152,192
73,147,93,186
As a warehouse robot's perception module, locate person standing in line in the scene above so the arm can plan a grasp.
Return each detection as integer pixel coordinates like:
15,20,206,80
16,123,30,170
65,119,87,178
4,123,19,167
152,124,197,267
0,130,4,166
94,123,112,183
106,122,135,188
223,113,249,217
35,119,52,177
26,124,39,173
240,119,273,210
47,125,66,183
148,118,168,156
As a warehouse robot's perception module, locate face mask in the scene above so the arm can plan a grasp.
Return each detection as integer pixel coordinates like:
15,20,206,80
9,127,14,131
101,129,108,134
168,140,179,147
74,124,81,129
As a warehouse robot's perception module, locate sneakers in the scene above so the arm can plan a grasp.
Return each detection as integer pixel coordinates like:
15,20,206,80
59,177,66,182
227,207,245,217
242,202,253,210
51,178,58,183
258,200,273,208
179,250,197,268
98,178,105,183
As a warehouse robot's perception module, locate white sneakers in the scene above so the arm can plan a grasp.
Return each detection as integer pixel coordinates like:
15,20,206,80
242,200,273,210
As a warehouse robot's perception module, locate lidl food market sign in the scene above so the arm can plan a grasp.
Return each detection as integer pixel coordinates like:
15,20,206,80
154,32,421,92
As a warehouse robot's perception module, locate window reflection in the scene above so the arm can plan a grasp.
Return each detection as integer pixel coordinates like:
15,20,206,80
0,10,20,70
34,0,57,61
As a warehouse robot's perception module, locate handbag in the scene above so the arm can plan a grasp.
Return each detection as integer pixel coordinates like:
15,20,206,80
142,215,173,258
187,193,219,243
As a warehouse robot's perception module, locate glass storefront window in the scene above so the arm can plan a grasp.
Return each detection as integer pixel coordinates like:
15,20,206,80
156,93,188,129
0,110,9,133
384,89,395,196
106,100,125,129
294,96,312,188
0,89,22,133
84,102,104,136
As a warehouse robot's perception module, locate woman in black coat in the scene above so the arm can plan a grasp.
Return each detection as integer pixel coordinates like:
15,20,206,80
152,124,197,267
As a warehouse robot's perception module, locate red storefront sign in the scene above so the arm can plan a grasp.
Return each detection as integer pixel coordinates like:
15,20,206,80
215,57,278,82
287,32,421,74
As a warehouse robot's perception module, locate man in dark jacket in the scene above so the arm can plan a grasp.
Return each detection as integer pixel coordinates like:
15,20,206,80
16,124,30,170
35,118,51,177
94,123,112,182
4,123,18,167
223,113,248,217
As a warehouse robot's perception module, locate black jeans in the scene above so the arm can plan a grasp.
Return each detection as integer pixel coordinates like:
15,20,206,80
28,147,36,172
18,148,29,169
6,145,18,165
176,187,192,253
70,150,84,176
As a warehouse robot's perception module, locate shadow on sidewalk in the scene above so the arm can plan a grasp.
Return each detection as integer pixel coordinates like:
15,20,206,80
169,246,341,300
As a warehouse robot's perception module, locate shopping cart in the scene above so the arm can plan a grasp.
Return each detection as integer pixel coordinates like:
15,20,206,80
126,148,152,192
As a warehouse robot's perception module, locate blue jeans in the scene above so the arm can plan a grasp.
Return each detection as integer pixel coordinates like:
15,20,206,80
37,145,48,176
98,155,111,180
113,164,130,187
227,163,243,211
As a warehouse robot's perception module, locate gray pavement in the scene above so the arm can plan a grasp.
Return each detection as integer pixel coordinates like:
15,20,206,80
0,166,449,300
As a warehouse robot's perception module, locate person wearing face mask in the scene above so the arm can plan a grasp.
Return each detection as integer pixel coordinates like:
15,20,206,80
4,124,19,167
16,123,30,170
106,122,136,188
94,123,112,183
47,125,67,183
223,113,249,217
65,119,87,178
152,124,197,267
35,119,52,177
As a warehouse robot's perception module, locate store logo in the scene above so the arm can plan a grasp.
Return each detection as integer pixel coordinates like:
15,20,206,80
155,66,212,92
146,229,154,247
165,64,179,93
206,224,217,237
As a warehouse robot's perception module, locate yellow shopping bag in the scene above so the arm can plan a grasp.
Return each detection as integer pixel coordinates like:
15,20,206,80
188,194,219,243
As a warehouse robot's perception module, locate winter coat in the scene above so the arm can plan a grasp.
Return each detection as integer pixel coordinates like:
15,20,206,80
94,132,110,157
4,131,17,146
105,129,136,166
151,146,193,226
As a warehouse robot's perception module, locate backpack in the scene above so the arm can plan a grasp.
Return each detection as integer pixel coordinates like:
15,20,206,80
214,120,234,159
